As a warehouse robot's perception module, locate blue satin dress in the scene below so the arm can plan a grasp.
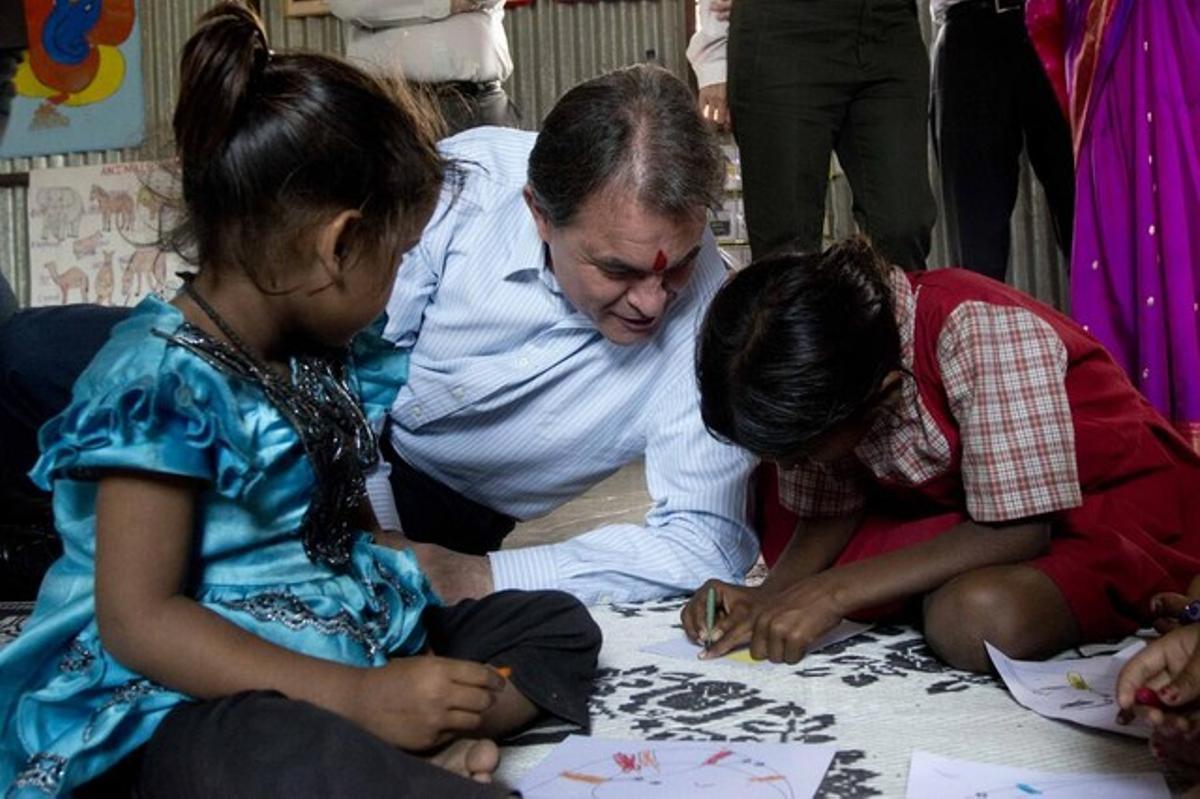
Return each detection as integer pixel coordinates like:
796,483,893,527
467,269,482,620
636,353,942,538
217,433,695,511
0,297,438,797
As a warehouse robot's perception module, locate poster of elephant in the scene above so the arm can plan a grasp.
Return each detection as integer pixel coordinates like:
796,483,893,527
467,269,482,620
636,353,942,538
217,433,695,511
27,160,191,308
0,0,144,158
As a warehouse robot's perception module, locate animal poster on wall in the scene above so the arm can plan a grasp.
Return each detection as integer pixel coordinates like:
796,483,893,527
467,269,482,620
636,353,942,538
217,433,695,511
27,161,188,308
0,0,145,159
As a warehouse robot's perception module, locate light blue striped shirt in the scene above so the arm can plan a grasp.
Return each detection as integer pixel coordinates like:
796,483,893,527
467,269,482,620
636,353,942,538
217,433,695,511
382,127,758,604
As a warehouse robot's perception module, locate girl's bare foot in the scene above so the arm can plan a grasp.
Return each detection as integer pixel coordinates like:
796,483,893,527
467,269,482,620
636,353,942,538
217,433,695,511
429,737,500,783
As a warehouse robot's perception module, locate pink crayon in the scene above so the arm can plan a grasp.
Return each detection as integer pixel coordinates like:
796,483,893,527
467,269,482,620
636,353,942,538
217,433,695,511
1135,687,1165,709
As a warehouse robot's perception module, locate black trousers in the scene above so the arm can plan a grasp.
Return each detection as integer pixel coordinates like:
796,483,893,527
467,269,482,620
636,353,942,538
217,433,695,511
79,590,601,798
728,0,936,267
930,3,1075,281
382,435,517,556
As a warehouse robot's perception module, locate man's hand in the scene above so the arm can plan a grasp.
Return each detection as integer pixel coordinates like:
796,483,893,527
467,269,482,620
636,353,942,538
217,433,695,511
450,0,485,13
698,83,730,132
711,0,733,21
374,532,494,603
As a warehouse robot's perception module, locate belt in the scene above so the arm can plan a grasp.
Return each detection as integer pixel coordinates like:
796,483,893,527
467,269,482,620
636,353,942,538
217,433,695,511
944,0,1025,19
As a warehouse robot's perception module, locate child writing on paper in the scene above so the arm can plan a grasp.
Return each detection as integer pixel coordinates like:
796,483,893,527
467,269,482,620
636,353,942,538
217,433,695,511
682,237,1200,673
1117,577,1200,788
0,5,599,797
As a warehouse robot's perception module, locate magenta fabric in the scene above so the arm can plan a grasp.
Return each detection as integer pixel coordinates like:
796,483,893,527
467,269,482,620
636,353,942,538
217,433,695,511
1072,2,1200,446
1031,1,1200,447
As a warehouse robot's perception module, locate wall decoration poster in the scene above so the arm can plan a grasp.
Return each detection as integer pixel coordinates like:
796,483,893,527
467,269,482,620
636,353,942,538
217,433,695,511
0,0,145,158
27,161,189,308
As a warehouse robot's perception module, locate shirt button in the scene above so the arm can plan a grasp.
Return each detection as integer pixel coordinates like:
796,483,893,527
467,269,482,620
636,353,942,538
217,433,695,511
412,405,423,418
452,387,465,399
518,357,530,367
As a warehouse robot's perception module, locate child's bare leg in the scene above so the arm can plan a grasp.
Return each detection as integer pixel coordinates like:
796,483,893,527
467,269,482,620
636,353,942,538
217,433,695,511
922,564,1079,672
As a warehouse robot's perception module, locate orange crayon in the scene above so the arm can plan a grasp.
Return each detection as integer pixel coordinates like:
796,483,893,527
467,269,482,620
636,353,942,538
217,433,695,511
494,666,512,679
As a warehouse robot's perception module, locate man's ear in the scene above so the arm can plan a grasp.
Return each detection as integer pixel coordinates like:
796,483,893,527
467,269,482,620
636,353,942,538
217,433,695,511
523,185,553,244
314,209,363,286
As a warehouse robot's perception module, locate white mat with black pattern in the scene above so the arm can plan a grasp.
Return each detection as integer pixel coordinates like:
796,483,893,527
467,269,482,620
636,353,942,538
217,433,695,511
0,599,1162,797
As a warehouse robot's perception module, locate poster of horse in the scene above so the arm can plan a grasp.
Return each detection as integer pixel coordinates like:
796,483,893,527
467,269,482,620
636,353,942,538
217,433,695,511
0,0,145,159
26,160,190,308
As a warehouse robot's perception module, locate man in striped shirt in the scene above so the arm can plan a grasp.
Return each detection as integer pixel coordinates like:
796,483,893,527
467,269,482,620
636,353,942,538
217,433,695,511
370,65,759,605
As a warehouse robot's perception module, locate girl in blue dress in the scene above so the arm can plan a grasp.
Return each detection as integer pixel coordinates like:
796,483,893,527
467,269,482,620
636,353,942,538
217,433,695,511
0,5,599,797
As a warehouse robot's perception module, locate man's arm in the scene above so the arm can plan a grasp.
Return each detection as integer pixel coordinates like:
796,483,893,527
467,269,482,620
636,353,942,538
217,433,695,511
686,0,729,89
329,0,495,26
488,319,759,605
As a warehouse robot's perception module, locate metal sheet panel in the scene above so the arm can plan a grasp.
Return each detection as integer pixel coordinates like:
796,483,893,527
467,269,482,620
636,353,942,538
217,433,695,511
2,0,1066,309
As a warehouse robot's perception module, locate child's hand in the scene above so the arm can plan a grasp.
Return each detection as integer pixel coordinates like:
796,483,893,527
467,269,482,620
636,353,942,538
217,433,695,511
747,574,846,664
348,655,505,751
681,579,764,658
1150,575,1200,633
1117,624,1200,737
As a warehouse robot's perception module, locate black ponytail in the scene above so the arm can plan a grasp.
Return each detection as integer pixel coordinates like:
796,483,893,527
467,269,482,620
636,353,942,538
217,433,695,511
174,3,269,170
166,1,447,290
696,236,902,460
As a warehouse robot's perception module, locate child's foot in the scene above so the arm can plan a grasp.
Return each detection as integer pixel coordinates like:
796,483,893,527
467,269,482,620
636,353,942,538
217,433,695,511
429,737,500,783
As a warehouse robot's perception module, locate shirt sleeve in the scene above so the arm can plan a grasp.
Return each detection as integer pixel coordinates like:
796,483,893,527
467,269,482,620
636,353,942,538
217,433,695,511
686,0,728,88
777,458,867,519
937,302,1083,522
488,298,759,604
328,0,453,26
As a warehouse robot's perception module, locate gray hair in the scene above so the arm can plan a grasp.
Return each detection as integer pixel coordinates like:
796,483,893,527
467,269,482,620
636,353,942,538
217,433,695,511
527,64,723,227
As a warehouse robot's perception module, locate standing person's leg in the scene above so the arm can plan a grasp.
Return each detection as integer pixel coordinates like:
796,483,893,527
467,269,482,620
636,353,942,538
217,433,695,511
835,0,935,271
931,8,1024,279
728,0,851,259
425,590,602,735
1016,15,1076,260
121,692,511,799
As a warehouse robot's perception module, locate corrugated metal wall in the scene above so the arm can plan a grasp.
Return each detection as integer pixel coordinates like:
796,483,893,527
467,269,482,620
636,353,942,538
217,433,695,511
1,0,1066,308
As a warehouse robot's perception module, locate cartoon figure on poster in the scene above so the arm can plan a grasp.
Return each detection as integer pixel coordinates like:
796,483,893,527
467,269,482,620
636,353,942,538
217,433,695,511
27,160,186,308
0,0,145,158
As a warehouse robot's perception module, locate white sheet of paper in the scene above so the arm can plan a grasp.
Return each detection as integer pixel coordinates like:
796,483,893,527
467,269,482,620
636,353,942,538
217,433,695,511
640,620,872,667
986,641,1150,738
905,751,1169,798
515,735,837,799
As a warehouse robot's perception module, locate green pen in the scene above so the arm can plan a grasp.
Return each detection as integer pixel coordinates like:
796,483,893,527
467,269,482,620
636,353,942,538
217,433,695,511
704,585,717,650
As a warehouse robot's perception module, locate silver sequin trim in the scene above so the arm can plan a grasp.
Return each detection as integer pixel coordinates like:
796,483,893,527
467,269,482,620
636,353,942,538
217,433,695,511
10,753,67,795
216,591,389,659
81,679,168,743
59,639,95,674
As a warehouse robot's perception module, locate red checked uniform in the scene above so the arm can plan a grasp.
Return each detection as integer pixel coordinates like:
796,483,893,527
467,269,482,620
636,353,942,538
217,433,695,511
757,268,1200,639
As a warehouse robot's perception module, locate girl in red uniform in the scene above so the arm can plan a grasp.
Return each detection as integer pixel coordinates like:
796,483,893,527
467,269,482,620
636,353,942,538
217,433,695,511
683,237,1200,672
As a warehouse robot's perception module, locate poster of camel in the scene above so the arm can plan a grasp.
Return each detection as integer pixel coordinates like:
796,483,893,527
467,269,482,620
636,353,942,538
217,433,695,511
27,160,191,308
0,0,145,158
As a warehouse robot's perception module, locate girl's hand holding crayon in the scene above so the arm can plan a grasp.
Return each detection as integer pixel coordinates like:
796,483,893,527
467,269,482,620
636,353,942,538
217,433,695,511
681,579,767,658
682,574,846,664
348,655,506,751
1116,624,1200,777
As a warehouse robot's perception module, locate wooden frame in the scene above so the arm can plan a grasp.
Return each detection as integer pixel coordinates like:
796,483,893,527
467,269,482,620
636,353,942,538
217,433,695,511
284,0,331,17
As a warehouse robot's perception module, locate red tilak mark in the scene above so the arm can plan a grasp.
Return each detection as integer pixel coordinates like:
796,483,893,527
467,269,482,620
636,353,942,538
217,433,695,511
702,749,734,766
653,250,668,272
613,752,638,773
